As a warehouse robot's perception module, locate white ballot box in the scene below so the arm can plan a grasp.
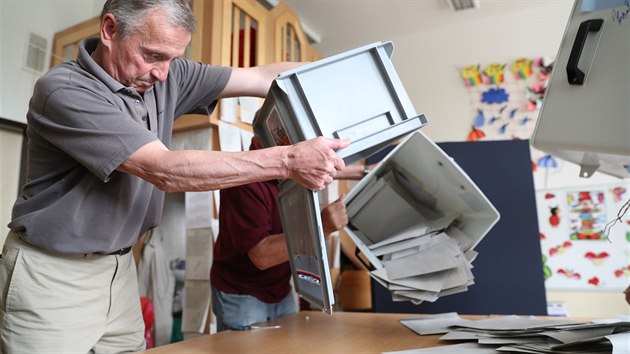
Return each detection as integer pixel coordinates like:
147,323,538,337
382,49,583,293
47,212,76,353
532,0,630,178
344,131,500,304
253,41,427,165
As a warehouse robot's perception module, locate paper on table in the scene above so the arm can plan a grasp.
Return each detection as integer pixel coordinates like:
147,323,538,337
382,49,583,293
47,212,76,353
543,326,616,343
550,331,630,354
450,315,582,332
399,313,467,335
381,342,498,354
476,336,548,345
440,331,485,341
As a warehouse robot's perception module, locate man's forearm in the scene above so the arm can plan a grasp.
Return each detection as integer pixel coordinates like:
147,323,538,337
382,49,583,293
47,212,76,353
248,233,289,270
119,137,349,192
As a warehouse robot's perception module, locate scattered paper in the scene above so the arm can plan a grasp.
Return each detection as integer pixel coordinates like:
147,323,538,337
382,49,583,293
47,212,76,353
399,315,630,354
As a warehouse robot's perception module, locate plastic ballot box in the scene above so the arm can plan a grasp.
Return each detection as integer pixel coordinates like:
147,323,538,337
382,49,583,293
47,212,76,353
343,131,500,304
532,0,630,178
253,41,427,165
275,132,500,313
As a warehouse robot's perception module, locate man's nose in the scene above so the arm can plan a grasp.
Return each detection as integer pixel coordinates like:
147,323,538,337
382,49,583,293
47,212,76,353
151,62,169,82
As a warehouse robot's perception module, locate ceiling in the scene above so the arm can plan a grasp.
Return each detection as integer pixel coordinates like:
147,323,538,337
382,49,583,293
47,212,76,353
280,0,564,56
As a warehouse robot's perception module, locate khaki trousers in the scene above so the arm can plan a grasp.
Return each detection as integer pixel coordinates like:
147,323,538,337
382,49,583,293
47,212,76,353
0,231,145,354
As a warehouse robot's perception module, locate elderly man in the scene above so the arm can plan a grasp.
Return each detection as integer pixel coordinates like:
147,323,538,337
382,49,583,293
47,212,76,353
0,0,348,352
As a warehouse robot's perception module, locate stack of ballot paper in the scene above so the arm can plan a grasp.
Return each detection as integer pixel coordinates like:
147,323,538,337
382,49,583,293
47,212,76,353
387,313,630,354
366,219,478,304
345,131,500,304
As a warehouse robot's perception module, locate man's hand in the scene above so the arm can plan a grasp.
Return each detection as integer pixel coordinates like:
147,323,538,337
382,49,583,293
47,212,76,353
286,137,350,190
321,194,348,236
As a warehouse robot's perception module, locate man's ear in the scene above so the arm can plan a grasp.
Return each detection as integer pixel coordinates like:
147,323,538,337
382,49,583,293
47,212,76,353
100,13,117,48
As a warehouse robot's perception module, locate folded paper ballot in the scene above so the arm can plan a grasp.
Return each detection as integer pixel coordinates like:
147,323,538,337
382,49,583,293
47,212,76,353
345,131,499,305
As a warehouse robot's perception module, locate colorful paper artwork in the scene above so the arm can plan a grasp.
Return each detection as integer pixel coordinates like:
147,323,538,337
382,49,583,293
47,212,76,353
484,63,506,85
511,57,533,80
481,87,509,104
460,56,554,143
460,64,483,87
536,181,630,290
567,191,607,241
460,56,558,188
466,126,486,142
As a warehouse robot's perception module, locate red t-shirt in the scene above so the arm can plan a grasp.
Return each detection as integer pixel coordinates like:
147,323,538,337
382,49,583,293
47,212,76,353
210,180,291,303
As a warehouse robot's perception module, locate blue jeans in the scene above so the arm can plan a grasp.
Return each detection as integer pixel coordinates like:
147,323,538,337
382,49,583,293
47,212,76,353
211,286,297,332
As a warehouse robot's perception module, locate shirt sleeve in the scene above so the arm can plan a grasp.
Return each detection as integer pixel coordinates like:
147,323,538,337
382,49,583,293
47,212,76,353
219,183,276,255
168,59,232,118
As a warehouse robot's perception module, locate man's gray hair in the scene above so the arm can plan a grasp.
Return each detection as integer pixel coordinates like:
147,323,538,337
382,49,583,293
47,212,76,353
101,0,196,38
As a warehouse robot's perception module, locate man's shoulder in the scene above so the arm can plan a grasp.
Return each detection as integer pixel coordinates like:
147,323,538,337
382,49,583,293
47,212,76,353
34,61,114,106
36,61,99,94
36,62,79,88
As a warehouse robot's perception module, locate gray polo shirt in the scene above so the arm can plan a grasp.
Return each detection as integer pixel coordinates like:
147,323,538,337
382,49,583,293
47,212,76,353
9,38,231,254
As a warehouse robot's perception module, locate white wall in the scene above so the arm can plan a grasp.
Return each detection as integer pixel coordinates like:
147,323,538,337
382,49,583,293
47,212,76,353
0,0,103,123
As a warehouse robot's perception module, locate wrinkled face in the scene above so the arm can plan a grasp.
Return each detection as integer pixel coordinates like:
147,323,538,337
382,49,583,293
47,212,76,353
103,9,191,93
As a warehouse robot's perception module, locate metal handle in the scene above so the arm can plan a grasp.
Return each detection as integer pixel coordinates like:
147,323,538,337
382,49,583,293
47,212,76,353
566,18,603,85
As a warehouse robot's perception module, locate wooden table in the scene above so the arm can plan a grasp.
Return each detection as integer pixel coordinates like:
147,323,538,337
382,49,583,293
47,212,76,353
141,311,482,353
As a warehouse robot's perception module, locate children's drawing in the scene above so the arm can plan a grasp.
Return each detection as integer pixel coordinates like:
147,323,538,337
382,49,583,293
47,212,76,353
536,181,630,290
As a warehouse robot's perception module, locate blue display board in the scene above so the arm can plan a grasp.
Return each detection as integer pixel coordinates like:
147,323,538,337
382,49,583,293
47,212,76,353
370,139,548,316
